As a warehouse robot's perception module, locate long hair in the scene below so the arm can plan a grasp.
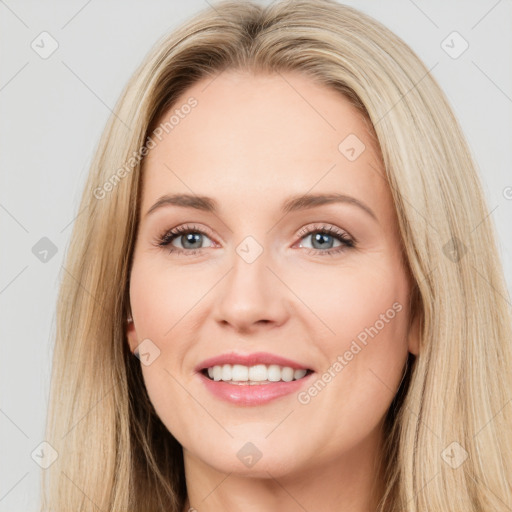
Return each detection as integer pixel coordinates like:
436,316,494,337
41,1,512,510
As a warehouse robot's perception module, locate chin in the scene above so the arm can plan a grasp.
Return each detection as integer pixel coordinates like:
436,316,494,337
184,435,305,478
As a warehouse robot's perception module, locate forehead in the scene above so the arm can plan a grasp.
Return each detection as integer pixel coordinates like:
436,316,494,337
141,70,392,220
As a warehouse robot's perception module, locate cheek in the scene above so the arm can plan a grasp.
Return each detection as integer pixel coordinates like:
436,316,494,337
293,255,411,406
340,300,409,419
286,253,409,349
329,272,409,360
129,257,210,341
128,258,215,435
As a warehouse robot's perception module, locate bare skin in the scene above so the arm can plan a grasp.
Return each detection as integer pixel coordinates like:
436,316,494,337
126,70,419,512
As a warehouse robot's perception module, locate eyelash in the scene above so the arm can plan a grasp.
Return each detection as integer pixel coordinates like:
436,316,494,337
154,223,355,257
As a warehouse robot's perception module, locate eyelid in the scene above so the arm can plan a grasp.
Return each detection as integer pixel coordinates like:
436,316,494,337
295,222,354,242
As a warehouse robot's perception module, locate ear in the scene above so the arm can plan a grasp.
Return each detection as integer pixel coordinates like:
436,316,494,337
126,316,139,354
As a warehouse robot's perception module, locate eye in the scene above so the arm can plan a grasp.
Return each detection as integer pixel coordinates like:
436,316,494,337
155,224,215,256
295,223,355,256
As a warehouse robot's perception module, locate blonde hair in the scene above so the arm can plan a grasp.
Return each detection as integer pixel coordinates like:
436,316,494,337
42,1,512,510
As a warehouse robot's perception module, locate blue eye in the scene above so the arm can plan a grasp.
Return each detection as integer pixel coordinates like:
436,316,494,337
296,224,355,256
155,223,355,256
156,224,214,254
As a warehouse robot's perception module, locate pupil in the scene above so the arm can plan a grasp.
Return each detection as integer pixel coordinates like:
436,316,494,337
312,232,333,249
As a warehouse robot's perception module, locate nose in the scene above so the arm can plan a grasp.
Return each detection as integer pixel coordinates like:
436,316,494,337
213,244,290,334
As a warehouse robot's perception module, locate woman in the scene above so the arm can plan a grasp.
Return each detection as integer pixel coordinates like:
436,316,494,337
42,1,512,510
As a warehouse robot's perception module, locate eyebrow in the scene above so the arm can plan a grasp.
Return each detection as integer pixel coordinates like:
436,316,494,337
145,192,377,221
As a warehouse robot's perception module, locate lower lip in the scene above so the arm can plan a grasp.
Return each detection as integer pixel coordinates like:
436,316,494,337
198,371,314,406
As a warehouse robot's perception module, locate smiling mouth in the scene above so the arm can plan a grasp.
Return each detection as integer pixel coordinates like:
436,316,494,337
201,364,313,385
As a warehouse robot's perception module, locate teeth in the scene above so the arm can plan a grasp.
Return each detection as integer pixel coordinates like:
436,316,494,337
204,364,309,383
294,369,307,379
221,364,232,381
248,364,267,381
282,367,294,382
268,364,281,382
213,366,222,381
231,364,248,381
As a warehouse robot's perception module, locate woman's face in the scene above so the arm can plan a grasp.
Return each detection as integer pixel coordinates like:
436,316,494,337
127,70,419,478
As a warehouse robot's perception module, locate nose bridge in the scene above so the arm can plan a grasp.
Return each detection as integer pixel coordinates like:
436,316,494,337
232,236,269,291
213,233,288,330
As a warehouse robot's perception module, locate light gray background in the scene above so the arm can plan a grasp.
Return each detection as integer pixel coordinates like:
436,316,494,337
1,1,511,510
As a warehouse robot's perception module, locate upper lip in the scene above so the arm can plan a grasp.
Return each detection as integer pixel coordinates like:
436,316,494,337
195,352,313,372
